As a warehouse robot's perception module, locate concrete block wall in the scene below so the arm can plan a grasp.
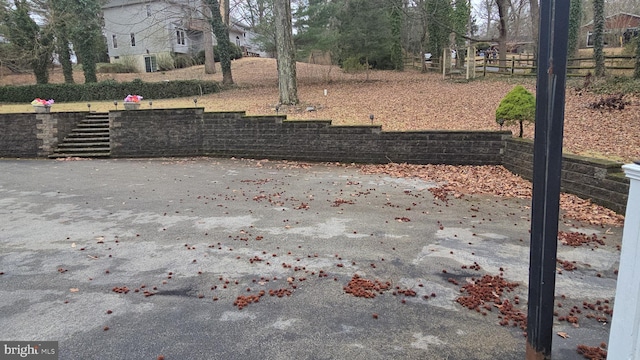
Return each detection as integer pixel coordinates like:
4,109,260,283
503,138,629,214
0,113,40,157
1,110,629,213
110,108,205,157
0,112,84,158
110,109,509,165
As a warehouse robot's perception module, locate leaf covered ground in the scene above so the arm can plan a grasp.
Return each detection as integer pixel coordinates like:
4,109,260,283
2,58,635,222
2,58,638,163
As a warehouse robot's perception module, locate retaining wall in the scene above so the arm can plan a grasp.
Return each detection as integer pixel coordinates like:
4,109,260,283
0,109,629,213
503,137,629,214
0,112,85,157
110,109,509,165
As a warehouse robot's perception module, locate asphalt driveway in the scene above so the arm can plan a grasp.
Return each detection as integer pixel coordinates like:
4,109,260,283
0,158,621,359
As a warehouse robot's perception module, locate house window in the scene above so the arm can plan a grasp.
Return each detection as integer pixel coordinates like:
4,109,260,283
176,30,185,45
145,55,158,73
112,34,118,49
586,30,611,47
131,33,136,47
146,4,151,17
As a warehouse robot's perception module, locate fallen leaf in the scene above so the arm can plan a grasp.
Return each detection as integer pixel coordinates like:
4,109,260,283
70,288,79,292
557,332,570,339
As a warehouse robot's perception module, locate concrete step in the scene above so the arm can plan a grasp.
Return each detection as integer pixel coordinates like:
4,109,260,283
72,127,109,132
59,137,110,142
58,142,110,148
49,152,111,159
67,129,109,138
50,114,111,159
77,122,109,127
53,147,110,152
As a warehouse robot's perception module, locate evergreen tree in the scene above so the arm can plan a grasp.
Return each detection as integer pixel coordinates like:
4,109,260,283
4,0,53,84
58,0,103,83
50,0,74,83
294,0,338,61
425,0,451,67
335,0,395,70
389,0,404,70
496,85,536,138
451,0,469,66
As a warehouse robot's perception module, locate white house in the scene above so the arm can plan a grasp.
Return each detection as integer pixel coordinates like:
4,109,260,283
102,0,266,73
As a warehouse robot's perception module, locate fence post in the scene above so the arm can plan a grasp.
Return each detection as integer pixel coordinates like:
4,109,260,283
511,56,515,75
607,162,640,359
442,48,447,80
483,56,487,77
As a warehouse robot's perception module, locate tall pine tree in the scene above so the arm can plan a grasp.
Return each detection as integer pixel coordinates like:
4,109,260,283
425,0,451,68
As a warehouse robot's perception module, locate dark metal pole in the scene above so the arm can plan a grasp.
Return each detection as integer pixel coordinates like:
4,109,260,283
526,0,570,359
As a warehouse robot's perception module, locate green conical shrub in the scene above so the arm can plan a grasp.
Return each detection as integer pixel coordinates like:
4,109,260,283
495,85,536,137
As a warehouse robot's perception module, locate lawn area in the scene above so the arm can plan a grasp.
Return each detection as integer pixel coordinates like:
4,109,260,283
1,57,638,163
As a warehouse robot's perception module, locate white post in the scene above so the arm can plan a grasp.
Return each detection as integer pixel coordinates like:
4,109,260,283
608,162,640,359
442,48,447,80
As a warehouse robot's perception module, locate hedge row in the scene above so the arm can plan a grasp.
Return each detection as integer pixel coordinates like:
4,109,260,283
0,79,222,103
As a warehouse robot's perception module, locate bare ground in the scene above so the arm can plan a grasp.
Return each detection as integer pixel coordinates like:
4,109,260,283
1,57,638,163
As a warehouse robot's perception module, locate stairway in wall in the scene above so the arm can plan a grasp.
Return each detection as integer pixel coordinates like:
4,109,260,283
49,113,111,158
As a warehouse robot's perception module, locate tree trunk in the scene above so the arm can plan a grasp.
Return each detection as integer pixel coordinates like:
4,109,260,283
78,37,98,83
202,4,216,74
529,0,539,58
57,37,75,84
567,0,582,73
519,120,523,138
204,31,217,74
69,0,101,83
635,33,640,79
496,0,509,72
206,0,234,85
273,0,299,105
593,0,605,77
221,0,230,25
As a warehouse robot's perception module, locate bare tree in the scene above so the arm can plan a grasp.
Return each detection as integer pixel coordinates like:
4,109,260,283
508,0,528,42
476,0,496,37
273,0,298,105
231,0,269,28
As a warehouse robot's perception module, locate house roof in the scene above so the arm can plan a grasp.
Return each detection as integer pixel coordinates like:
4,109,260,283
582,12,640,27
